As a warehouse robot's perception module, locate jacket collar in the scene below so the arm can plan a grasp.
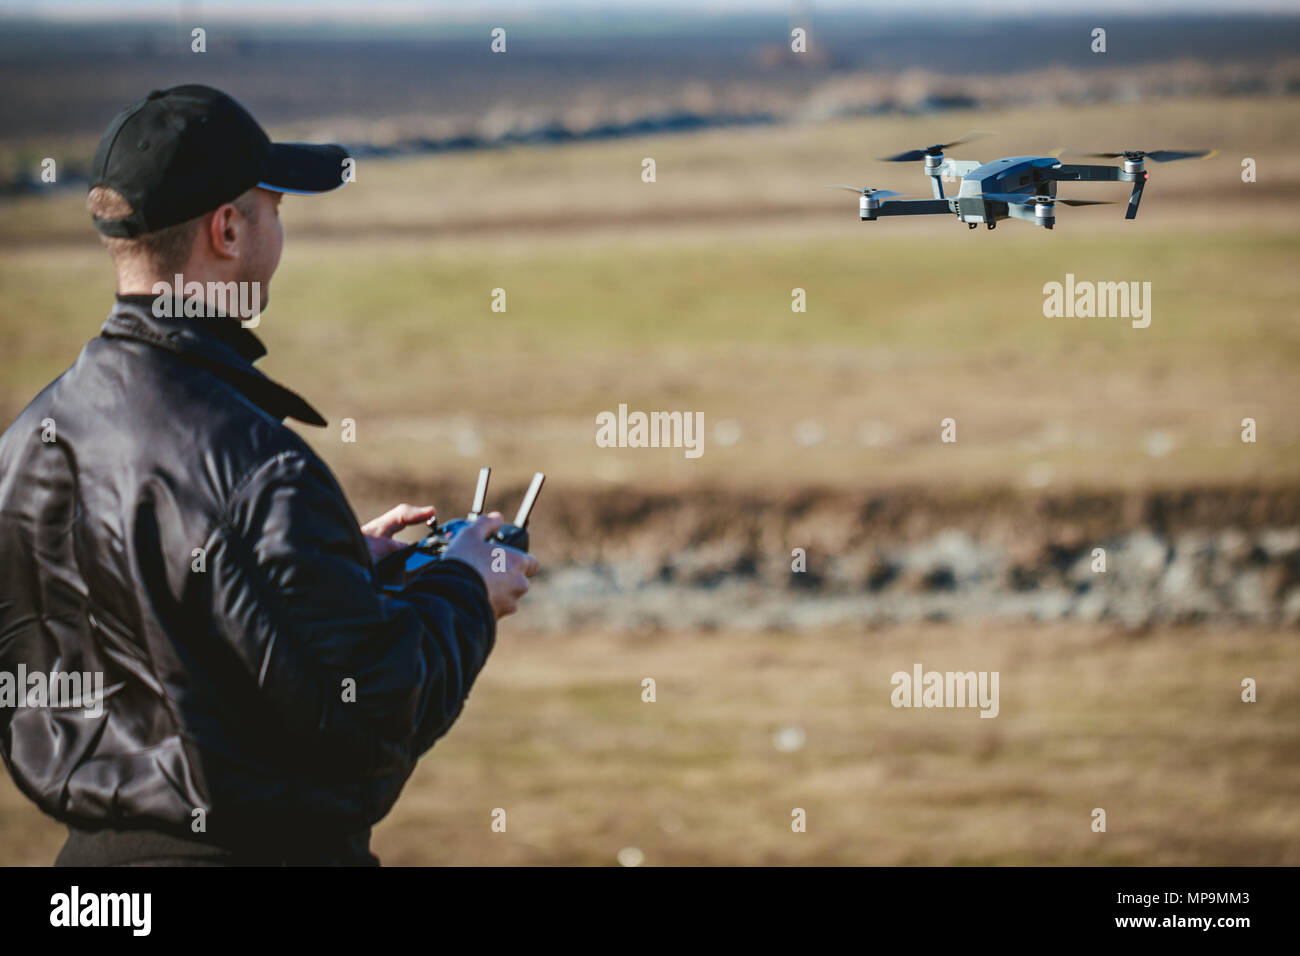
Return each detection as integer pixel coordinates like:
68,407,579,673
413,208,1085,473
100,301,328,427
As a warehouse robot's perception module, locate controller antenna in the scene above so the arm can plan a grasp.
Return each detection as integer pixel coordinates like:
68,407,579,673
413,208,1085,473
468,466,491,520
513,472,545,528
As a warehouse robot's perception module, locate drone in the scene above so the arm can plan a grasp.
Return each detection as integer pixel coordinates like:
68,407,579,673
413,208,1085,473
829,132,1215,230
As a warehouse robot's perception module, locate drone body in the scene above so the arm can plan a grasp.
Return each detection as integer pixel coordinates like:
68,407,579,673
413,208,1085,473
830,135,1213,230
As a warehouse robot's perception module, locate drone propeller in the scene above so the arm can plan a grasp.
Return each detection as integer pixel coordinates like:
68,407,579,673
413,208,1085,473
826,185,902,198
880,131,990,163
979,193,1115,207
1076,148,1216,163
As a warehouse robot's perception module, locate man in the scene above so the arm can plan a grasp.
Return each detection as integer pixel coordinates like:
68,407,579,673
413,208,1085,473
0,85,538,866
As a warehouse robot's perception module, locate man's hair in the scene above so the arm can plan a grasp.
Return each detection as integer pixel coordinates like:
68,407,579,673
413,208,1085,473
87,187,258,276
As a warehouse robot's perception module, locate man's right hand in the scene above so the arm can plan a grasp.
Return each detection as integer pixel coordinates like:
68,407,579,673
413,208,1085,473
441,512,540,620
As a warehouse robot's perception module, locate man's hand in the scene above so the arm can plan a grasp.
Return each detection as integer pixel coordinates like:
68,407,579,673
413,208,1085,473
442,512,540,620
360,503,437,564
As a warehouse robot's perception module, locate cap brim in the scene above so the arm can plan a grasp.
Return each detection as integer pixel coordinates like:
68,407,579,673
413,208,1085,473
259,142,350,195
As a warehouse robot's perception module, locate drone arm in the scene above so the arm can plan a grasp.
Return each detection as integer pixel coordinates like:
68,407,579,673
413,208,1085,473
1047,163,1146,219
1046,164,1124,183
929,165,945,200
876,199,955,217
1123,178,1146,220
924,159,982,200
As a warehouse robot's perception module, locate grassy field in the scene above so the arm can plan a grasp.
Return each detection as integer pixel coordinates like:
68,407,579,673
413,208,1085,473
2,97,1298,504
2,227,1296,501
0,96,1296,865
3,622,1297,866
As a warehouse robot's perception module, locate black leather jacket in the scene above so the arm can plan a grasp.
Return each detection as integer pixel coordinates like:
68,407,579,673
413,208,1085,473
0,300,495,861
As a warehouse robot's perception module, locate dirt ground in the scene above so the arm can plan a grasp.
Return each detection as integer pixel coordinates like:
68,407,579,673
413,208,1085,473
3,621,1295,866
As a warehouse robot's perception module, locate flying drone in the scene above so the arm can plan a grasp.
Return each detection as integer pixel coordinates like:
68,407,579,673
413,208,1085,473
829,133,1215,230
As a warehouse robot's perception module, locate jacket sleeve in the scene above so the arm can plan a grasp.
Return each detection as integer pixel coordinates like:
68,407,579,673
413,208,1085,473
206,448,496,776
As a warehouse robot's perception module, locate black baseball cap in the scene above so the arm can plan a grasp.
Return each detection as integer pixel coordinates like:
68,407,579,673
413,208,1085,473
90,84,350,238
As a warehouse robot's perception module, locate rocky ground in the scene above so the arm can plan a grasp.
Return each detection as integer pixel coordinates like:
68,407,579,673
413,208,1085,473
361,479,1300,632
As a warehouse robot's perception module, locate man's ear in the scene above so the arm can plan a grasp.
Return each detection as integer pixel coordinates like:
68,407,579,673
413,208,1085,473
205,203,241,261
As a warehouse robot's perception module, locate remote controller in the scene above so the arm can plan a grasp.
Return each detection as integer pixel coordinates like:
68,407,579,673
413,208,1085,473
375,467,544,590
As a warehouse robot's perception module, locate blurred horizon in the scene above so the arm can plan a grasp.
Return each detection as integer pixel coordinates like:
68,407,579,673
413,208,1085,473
2,8,1297,147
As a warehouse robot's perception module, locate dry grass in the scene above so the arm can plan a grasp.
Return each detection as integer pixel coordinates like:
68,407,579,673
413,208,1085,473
368,622,1300,866
0,97,1296,866
3,97,1297,499
2,228,1296,503
4,96,1298,245
4,621,1295,866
